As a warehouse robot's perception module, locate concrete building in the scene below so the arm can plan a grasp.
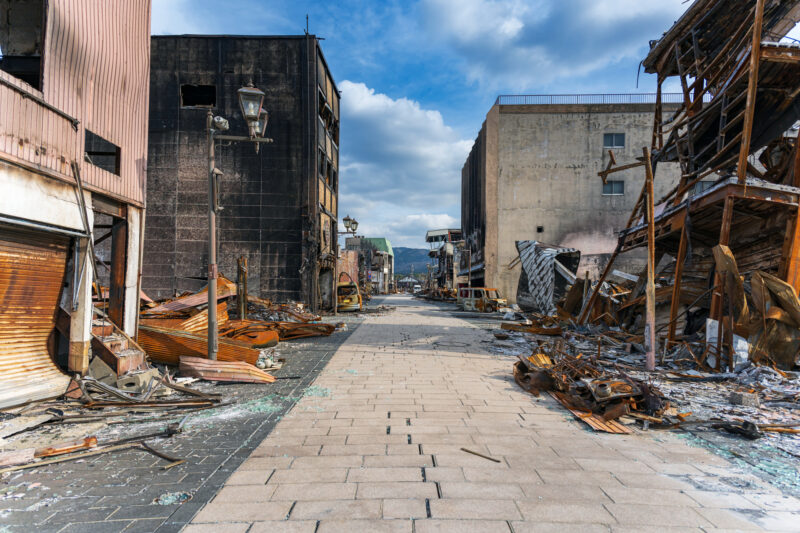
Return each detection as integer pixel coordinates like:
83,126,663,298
345,237,395,294
461,94,684,303
0,0,151,406
143,35,340,312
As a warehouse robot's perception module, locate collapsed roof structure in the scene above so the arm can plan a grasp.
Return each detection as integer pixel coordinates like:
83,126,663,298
581,0,800,372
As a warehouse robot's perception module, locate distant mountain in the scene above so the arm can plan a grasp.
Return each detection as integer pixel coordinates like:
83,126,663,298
394,247,432,275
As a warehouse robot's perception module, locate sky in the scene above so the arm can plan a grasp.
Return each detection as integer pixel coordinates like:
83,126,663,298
151,0,695,248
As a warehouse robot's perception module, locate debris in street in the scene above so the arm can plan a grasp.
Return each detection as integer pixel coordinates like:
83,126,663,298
179,356,276,384
460,447,501,463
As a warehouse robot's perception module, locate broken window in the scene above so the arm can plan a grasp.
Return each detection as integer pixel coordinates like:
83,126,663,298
0,0,45,89
180,84,216,107
602,180,624,195
603,133,625,149
84,129,121,176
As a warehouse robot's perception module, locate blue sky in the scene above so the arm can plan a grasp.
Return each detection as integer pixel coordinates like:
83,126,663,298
152,0,691,248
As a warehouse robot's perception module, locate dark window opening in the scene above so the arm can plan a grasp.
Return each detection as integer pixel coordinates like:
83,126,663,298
85,130,121,176
602,180,624,195
0,0,45,90
603,133,625,149
180,84,216,107
536,226,544,233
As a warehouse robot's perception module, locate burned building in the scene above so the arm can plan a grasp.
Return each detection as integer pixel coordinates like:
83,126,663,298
144,35,340,311
345,237,395,294
0,0,151,406
425,228,463,291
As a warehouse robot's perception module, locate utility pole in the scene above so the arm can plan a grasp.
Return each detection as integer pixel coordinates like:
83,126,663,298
207,112,219,360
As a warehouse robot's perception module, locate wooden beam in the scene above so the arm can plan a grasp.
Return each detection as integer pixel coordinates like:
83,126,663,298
577,244,621,325
710,195,734,319
108,215,128,329
737,0,765,183
643,147,657,371
667,224,688,345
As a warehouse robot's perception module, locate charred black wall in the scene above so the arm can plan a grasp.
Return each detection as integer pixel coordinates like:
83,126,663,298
144,36,317,303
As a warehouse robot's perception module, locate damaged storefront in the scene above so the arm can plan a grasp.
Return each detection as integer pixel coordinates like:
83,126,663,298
0,0,151,407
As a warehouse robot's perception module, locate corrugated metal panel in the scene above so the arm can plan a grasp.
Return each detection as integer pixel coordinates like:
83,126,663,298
0,226,71,408
41,0,151,205
0,72,77,181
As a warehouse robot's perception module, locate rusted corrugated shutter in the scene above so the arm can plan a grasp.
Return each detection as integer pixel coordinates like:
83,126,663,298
0,226,71,408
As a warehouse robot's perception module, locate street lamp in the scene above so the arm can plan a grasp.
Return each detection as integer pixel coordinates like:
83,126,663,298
206,84,274,361
339,215,358,235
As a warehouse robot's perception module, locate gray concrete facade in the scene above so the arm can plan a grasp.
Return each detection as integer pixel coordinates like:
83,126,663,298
462,100,682,303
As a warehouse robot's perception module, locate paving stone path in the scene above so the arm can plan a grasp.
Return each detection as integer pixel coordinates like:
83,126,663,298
186,294,800,533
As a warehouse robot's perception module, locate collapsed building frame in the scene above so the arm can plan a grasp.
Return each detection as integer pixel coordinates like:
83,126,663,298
579,0,800,372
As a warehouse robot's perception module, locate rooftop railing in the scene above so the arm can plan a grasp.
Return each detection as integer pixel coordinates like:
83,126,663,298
495,93,688,105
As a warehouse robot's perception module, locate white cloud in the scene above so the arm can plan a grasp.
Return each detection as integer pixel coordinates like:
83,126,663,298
420,0,687,90
337,80,470,247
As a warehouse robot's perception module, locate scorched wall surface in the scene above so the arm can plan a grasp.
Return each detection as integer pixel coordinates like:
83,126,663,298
144,36,310,302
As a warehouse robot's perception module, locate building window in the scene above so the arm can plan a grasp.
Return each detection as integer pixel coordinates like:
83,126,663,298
84,130,121,176
603,133,625,148
180,84,216,107
602,180,624,195
690,180,715,196
0,0,45,89
536,226,544,233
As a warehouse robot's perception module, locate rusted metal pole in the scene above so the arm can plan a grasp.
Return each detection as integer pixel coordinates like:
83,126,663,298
207,111,218,360
643,147,657,371
667,224,688,345
737,0,765,183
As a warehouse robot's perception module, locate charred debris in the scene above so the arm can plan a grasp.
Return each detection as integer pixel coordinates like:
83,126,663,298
0,262,343,473
503,0,800,451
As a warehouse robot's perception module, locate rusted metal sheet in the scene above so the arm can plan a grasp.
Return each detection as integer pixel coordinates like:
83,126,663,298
179,356,275,384
0,225,71,408
137,325,262,366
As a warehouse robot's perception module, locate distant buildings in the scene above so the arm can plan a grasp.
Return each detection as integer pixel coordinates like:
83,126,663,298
143,35,340,312
345,237,395,294
425,228,463,291
460,94,683,303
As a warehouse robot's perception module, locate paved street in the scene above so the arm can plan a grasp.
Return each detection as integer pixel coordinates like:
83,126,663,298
185,294,800,533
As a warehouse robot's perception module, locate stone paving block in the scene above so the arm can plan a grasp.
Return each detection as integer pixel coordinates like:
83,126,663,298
271,482,356,501
269,468,348,484
515,502,615,523
290,499,382,520
320,444,387,456
193,501,292,522
290,455,364,469
414,519,513,533
429,498,521,520
604,503,713,528
213,484,278,502
439,481,524,499
316,519,413,532
511,523,611,533
363,454,434,468
239,457,294,470
519,483,612,503
248,521,318,533
382,498,428,519
253,445,322,457
347,467,423,482
602,485,697,507
356,482,439,499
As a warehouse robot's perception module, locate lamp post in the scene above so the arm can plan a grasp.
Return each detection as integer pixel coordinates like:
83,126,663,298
206,84,273,360
334,215,359,315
